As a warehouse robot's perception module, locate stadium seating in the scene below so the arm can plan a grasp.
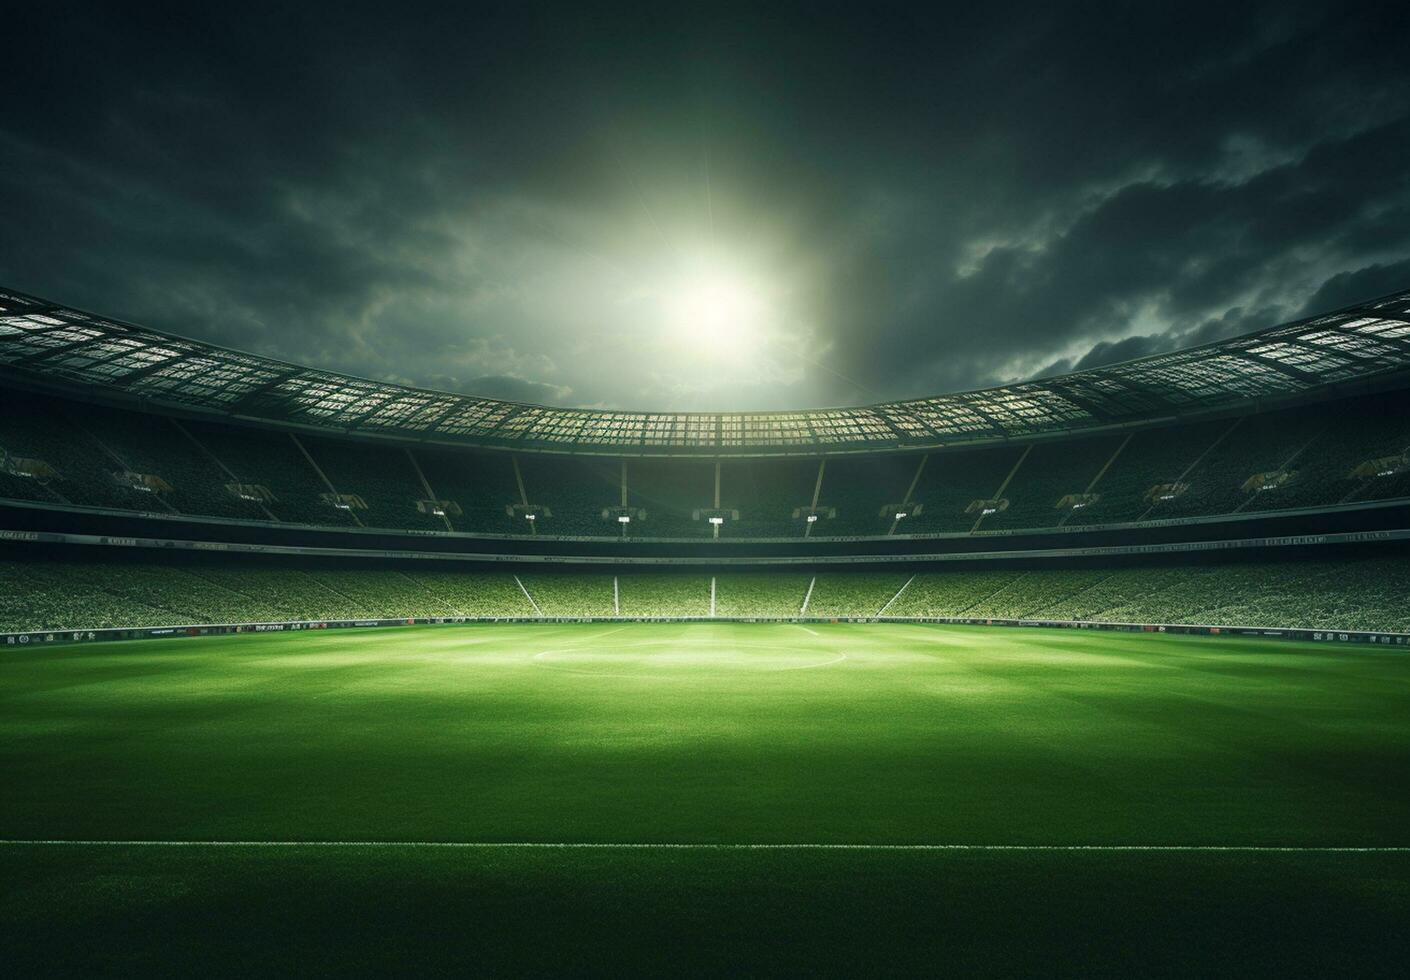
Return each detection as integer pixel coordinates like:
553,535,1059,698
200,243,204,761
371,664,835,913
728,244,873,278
302,438,445,531
617,573,712,617
4,555,1410,633
519,573,617,616
887,569,1027,617
3,385,1410,539
183,421,360,526
413,449,525,535
517,457,621,537
405,571,537,617
78,409,262,520
980,435,1124,532
718,459,819,538
0,390,172,512
1062,419,1232,526
818,455,925,536
713,574,812,617
805,573,914,618
902,446,1026,534
627,460,715,538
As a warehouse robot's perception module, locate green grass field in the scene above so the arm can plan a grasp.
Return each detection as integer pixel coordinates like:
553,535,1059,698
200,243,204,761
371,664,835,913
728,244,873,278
4,622,1410,976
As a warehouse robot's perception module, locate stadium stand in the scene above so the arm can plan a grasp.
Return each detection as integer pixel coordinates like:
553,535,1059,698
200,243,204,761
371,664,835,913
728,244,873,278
1240,391,1410,512
182,421,359,526
713,574,812,617
3,386,1410,539
406,571,537,617
820,455,923,536
980,435,1125,532
805,573,914,619
1063,419,1234,527
519,573,617,617
718,459,820,538
301,437,445,531
3,285,1410,553
887,569,1028,618
517,456,620,537
78,406,260,520
6,557,1409,634
616,573,713,617
5,380,1410,543
628,460,714,538
902,446,1027,534
413,448,525,535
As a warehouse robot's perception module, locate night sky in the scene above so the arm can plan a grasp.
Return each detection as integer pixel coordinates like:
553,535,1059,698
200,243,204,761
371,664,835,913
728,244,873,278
3,2,1407,411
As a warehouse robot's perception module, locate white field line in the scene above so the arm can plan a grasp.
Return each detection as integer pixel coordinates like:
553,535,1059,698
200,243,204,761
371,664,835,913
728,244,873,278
0,840,1406,853
795,625,820,637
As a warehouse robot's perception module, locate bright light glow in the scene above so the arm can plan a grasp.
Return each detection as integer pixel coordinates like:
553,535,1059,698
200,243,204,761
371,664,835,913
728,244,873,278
708,516,724,525
617,515,631,524
806,514,819,523
525,513,536,520
894,512,907,520
661,257,768,358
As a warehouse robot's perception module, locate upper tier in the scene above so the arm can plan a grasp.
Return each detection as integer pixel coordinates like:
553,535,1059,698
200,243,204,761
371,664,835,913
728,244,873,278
3,285,1410,456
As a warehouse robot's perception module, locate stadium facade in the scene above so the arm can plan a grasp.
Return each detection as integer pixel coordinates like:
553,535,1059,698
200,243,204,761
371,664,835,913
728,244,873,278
3,284,1410,641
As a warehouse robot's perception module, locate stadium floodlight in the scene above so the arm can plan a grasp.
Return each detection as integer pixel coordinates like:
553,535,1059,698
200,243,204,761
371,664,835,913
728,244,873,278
1056,493,1100,511
708,516,724,525
1145,482,1190,504
525,513,536,521
417,499,463,517
618,515,631,524
1349,453,1409,479
965,497,1009,516
894,511,908,520
806,514,819,523
322,492,368,511
115,470,173,494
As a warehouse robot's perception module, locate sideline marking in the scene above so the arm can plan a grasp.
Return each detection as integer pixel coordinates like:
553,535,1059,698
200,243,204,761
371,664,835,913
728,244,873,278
0,840,1406,853
795,625,821,637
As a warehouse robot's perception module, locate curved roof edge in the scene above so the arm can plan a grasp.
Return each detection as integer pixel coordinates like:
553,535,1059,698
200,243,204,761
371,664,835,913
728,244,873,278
2,284,1410,456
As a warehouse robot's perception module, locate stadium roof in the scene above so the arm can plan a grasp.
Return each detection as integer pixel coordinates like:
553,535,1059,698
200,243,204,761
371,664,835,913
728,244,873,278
3,285,1410,455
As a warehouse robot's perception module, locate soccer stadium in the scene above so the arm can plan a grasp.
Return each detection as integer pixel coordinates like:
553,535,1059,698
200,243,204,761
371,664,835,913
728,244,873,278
6,6,1410,976
4,280,1410,975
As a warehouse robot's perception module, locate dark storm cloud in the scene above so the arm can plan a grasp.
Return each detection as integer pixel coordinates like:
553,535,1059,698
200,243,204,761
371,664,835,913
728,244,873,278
1,1,1407,411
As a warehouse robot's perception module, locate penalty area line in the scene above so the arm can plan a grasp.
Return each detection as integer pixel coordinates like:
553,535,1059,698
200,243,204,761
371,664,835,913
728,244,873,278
0,840,1406,853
